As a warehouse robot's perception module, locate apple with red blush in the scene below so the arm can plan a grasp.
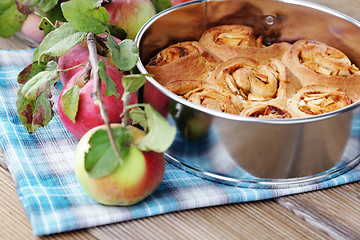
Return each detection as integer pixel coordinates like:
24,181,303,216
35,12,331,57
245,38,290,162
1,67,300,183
57,66,138,139
20,14,45,43
143,81,170,117
103,0,156,40
75,124,167,206
58,41,89,86
58,36,121,86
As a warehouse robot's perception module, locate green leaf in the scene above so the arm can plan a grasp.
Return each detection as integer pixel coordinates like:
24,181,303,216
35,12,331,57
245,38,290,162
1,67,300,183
98,60,120,98
150,0,173,13
129,107,148,132
0,2,26,38
37,0,59,13
17,61,48,84
20,61,59,100
36,23,86,62
108,39,139,71
15,0,40,14
137,105,176,152
0,0,13,15
61,0,109,34
106,35,121,67
61,84,79,123
16,88,54,133
85,127,132,178
107,24,127,40
36,3,66,35
38,17,51,34
122,74,148,93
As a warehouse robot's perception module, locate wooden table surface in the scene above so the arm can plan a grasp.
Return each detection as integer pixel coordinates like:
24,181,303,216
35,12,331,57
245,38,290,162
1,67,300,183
1,0,360,239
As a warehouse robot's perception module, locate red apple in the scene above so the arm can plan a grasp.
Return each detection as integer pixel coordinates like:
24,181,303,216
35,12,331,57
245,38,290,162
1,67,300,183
104,0,156,40
75,124,165,206
20,14,45,43
58,41,89,86
58,36,120,86
170,0,193,5
143,81,170,117
57,66,138,139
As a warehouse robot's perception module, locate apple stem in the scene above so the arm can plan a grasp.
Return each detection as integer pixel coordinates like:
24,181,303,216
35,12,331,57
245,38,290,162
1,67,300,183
121,92,130,126
86,33,123,165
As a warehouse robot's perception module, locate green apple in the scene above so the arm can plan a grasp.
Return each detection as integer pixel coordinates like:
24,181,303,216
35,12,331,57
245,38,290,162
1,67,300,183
75,124,165,206
104,0,156,40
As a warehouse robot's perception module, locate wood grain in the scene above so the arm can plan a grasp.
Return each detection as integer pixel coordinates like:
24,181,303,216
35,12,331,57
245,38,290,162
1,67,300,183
276,183,360,240
0,0,360,239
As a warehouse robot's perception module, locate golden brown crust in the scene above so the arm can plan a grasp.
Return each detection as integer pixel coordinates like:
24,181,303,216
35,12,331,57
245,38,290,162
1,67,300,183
163,79,203,95
164,80,242,114
206,57,302,108
282,39,360,101
241,104,293,119
146,26,359,118
199,25,291,63
145,41,222,86
287,84,352,117
185,88,242,114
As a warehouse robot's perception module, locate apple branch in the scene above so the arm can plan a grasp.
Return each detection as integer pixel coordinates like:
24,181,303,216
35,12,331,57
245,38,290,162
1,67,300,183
86,33,123,164
83,62,92,83
121,92,131,126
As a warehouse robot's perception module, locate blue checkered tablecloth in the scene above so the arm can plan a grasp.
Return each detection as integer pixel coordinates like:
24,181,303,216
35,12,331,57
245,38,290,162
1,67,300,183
1,48,360,236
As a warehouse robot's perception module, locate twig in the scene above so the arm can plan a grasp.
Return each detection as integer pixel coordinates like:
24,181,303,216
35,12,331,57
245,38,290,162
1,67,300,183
83,62,92,83
86,33,123,163
121,92,130,126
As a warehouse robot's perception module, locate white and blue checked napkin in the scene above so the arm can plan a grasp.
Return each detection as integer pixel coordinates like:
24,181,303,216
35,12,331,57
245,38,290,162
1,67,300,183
1,48,360,236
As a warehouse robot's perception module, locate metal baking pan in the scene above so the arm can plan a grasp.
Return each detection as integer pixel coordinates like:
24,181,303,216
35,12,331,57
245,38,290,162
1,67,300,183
135,0,360,188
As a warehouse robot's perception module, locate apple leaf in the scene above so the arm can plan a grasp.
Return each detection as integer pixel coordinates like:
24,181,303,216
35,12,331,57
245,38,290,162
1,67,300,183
122,74,148,94
85,127,132,178
20,61,59,100
106,35,121,64
0,2,27,38
15,0,40,14
61,0,109,34
16,88,54,133
98,60,120,98
107,24,127,40
36,3,66,35
129,107,148,132
61,84,79,123
35,23,87,62
151,0,173,13
137,105,176,152
0,0,13,15
118,39,139,71
37,0,59,13
17,61,48,84
107,38,139,71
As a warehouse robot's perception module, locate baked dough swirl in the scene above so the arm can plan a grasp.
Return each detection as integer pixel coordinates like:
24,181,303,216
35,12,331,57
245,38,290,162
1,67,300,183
145,41,221,85
207,57,278,99
163,80,242,114
283,40,360,101
241,104,293,118
288,85,352,117
199,25,291,63
145,26,359,119
206,57,302,108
